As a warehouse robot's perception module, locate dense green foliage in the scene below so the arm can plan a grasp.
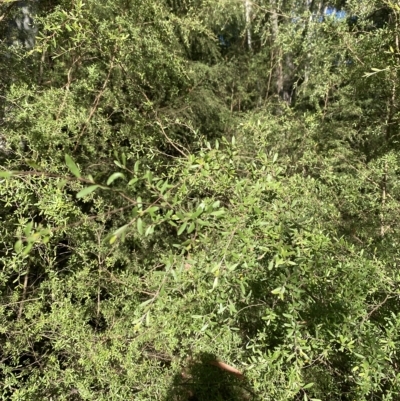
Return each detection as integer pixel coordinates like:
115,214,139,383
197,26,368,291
2,0,400,400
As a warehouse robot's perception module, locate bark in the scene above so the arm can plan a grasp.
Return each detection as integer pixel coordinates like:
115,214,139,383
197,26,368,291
270,0,283,97
244,0,252,50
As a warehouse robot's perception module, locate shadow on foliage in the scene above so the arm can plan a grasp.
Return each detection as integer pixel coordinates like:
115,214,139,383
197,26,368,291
164,353,256,401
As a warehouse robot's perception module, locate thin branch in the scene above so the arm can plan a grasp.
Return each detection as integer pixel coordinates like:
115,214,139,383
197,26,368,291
18,265,30,319
2,297,41,308
73,56,115,152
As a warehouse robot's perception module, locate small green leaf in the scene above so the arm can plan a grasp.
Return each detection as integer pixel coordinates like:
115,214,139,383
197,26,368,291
57,179,67,189
212,276,218,289
273,153,278,163
134,160,140,173
128,177,139,186
147,206,159,215
22,242,34,255
14,240,23,253
26,160,41,170
113,224,130,237
24,222,33,237
109,235,117,244
271,287,282,295
201,323,209,332
178,222,187,236
228,263,239,271
196,219,210,227
137,217,143,235
65,154,81,178
140,299,153,308
187,222,195,234
210,209,225,217
107,172,126,185
160,180,169,194
76,185,99,198
0,171,12,178
192,207,204,219
303,383,314,389
145,225,154,236
144,170,153,182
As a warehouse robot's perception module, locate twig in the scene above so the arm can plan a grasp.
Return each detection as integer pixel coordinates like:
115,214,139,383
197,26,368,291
56,56,82,120
2,297,41,308
361,294,391,326
18,265,30,319
73,56,115,152
209,360,245,380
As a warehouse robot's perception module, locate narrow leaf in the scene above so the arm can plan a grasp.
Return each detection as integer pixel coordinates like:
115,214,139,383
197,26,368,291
114,224,130,237
107,172,126,186
57,179,67,189
145,225,154,236
201,323,209,332
26,160,41,170
24,222,33,237
65,154,81,178
0,171,12,178
14,240,23,253
212,276,219,289
178,222,187,236
187,222,195,234
140,299,153,308
22,242,34,255
76,185,99,198
128,177,139,186
137,217,143,235
210,209,225,217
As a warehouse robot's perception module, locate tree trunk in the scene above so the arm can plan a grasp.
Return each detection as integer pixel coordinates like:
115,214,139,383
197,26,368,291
270,0,283,98
244,0,252,51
